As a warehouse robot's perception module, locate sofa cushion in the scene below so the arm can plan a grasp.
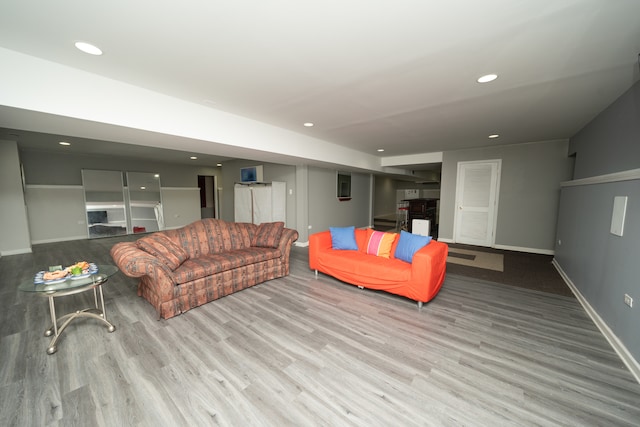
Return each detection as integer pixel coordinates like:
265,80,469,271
171,248,281,284
137,233,189,270
200,219,253,254
167,220,210,258
365,229,397,258
251,221,284,248
166,219,256,258
355,228,369,253
329,226,358,250
395,230,432,263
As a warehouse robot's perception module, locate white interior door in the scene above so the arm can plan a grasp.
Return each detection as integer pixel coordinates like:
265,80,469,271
454,160,501,247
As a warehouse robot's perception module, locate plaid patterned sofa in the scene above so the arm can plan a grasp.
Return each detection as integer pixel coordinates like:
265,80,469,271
110,218,298,319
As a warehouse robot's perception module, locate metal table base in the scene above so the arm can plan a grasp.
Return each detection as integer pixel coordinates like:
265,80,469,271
44,281,116,355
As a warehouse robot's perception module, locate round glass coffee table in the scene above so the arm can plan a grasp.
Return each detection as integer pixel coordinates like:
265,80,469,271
18,265,118,355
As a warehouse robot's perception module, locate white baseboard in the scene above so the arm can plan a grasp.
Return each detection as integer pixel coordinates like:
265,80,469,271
552,259,640,384
294,241,309,247
31,235,87,245
494,244,554,255
1,247,33,256
437,238,554,255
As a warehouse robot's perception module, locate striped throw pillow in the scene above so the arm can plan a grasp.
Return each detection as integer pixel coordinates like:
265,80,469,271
137,233,189,270
365,230,397,258
251,222,285,248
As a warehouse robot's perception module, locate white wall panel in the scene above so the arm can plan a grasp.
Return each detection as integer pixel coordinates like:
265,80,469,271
0,140,32,254
161,188,201,229
24,185,87,244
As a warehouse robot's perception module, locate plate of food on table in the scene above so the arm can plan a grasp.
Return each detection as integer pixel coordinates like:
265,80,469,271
34,261,98,284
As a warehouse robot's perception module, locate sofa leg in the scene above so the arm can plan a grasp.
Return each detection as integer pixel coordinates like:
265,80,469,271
315,269,318,278
417,301,423,309
358,285,364,289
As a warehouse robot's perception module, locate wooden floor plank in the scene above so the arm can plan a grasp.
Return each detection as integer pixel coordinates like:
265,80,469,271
1,237,640,426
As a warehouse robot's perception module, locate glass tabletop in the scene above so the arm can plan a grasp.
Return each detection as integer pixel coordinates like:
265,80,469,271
18,265,119,294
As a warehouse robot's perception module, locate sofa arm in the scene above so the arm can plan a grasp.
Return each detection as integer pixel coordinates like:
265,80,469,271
309,230,332,271
409,240,448,301
110,241,177,301
277,228,299,260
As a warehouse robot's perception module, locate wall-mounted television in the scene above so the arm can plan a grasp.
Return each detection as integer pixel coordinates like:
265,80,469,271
240,165,263,183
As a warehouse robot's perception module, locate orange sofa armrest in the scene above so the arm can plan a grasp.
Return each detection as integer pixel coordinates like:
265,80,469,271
411,239,448,276
309,230,332,270
410,240,448,291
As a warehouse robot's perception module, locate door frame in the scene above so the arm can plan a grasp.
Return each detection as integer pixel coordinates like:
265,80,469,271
453,159,501,247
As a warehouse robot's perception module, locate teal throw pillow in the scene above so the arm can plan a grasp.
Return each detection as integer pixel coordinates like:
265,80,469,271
395,230,432,263
329,226,358,250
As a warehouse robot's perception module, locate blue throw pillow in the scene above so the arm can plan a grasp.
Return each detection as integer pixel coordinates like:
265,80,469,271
329,226,359,250
394,230,432,263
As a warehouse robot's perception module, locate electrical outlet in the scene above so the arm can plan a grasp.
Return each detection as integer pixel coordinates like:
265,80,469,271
624,294,633,308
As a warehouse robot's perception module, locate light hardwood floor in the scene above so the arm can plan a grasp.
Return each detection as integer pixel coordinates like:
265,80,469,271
1,236,640,426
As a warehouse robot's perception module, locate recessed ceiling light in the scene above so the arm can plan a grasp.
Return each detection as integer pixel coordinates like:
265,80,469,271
216,163,222,167
477,74,498,83
140,186,146,190
59,141,71,146
488,134,500,139
190,156,198,160
303,122,314,127
74,41,103,56
377,149,385,152
154,174,160,178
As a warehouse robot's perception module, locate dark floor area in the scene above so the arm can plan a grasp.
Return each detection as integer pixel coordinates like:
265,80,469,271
445,243,573,297
371,218,570,297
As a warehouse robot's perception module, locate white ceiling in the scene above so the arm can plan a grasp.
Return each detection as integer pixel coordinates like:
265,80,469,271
1,0,639,174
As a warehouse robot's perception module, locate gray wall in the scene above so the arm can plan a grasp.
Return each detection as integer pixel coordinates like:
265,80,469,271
0,140,32,255
219,161,370,240
308,167,371,234
21,150,220,187
569,81,640,179
439,140,574,252
17,149,220,244
15,149,318,247
555,81,640,363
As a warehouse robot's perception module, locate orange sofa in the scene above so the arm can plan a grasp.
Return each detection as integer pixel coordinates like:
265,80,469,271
309,228,448,307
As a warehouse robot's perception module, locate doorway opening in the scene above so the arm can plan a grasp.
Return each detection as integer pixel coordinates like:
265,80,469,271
198,175,218,219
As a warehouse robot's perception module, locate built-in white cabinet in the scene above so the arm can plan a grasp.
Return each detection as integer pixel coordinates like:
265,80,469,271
234,182,286,224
